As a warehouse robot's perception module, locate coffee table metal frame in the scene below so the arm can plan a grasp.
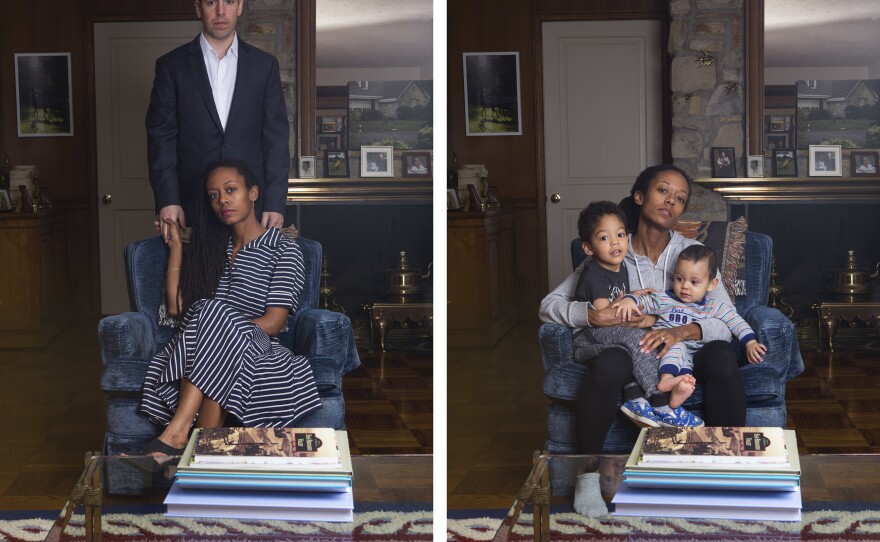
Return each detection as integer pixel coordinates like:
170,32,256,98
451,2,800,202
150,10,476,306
493,451,880,542
45,452,433,542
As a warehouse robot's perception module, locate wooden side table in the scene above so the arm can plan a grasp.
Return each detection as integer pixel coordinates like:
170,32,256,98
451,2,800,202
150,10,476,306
814,301,880,351
367,302,433,352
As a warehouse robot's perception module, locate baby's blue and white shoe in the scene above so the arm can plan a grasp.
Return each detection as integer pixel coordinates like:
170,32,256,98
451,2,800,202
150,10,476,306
654,406,704,428
620,400,661,428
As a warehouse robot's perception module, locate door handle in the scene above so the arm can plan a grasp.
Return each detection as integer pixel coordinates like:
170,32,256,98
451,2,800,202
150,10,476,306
550,193,561,203
102,194,112,205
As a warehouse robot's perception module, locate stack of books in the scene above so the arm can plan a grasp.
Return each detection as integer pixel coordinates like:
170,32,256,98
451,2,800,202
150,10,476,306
612,426,802,521
165,427,354,521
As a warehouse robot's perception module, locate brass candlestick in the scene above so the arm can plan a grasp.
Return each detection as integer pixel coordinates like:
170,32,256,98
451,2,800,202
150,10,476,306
319,255,345,314
767,254,794,319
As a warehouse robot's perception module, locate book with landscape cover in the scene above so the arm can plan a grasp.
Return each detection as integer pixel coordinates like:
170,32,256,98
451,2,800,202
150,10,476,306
178,429,353,476
625,428,801,474
639,426,789,465
193,427,340,465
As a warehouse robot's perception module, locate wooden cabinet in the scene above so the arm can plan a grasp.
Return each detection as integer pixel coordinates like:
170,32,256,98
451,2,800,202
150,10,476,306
448,209,519,347
0,211,70,347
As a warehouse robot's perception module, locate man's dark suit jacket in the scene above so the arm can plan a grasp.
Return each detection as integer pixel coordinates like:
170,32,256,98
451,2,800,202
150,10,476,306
146,35,290,219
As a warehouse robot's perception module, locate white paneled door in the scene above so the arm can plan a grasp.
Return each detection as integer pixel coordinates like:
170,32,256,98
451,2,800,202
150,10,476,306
94,21,200,314
542,20,662,289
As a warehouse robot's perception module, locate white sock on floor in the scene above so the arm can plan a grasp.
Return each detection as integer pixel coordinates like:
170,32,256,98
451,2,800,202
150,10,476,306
573,472,608,517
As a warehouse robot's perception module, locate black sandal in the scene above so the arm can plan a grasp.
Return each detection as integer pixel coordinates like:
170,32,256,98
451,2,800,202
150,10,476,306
124,438,185,473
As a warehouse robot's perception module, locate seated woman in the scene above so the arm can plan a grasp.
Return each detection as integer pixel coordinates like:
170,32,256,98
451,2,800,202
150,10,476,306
138,159,321,460
539,164,747,453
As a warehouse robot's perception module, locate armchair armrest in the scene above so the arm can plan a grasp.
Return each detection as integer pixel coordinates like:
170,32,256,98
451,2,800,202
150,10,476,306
98,312,159,366
291,309,361,376
741,304,805,384
539,323,575,372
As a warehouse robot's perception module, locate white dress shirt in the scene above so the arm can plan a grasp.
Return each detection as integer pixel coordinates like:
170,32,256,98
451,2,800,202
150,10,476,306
199,33,239,131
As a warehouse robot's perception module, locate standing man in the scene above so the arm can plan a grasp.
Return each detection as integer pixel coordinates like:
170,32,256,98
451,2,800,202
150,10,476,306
147,0,290,239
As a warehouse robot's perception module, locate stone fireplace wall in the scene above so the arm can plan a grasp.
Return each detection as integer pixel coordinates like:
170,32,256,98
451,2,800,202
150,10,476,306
669,0,743,221
237,0,298,170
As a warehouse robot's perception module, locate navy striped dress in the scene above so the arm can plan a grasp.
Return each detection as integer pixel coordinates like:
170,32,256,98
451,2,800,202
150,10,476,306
140,228,322,427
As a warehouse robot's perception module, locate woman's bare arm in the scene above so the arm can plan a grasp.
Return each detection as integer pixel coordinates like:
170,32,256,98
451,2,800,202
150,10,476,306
252,306,289,337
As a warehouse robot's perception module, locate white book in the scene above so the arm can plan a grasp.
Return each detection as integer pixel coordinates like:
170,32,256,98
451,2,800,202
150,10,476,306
164,482,354,522
612,483,802,522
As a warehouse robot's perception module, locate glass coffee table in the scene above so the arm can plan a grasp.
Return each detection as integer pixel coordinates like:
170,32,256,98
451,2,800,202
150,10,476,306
492,452,880,542
45,452,432,541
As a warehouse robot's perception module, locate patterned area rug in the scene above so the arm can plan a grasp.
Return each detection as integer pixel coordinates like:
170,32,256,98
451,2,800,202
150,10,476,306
0,507,433,541
446,502,880,541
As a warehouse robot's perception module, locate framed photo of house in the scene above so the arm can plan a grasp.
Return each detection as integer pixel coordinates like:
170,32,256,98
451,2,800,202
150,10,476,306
463,52,522,136
348,80,433,150
808,145,842,176
0,190,12,212
851,151,878,177
447,188,462,210
324,150,349,178
318,134,342,151
360,145,393,177
746,155,764,178
15,53,74,137
711,147,736,178
402,151,431,178
772,149,798,177
298,156,316,178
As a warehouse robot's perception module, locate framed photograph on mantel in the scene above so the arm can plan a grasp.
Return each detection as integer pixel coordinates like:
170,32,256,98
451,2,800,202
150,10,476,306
746,155,764,178
711,147,736,178
772,149,798,177
851,151,878,177
808,145,842,176
360,145,394,178
324,150,349,178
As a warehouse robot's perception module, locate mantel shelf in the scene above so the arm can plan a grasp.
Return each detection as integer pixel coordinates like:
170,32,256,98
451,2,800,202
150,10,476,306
286,178,431,204
695,177,880,201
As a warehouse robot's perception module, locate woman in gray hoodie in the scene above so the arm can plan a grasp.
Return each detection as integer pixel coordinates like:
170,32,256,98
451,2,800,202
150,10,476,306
539,164,745,453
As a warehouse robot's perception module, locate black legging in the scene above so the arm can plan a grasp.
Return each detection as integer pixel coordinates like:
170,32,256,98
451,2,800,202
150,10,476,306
575,340,745,453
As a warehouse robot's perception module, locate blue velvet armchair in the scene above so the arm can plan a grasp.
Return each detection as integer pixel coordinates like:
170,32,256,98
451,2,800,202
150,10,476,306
98,235,360,457
539,228,805,453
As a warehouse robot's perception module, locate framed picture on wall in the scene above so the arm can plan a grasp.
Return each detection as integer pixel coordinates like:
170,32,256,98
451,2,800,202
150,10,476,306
772,149,798,177
808,145,842,176
324,151,349,178
463,52,523,136
15,53,74,137
318,134,342,151
765,134,788,150
851,151,879,177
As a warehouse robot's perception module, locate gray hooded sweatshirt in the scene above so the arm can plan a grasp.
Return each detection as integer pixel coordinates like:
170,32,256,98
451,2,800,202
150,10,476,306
539,230,734,343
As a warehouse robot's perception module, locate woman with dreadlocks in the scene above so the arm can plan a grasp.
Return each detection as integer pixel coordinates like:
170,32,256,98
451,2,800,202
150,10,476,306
137,159,321,460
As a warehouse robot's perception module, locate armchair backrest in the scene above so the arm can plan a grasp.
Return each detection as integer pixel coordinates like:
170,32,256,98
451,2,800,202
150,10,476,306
123,234,322,316
567,227,772,314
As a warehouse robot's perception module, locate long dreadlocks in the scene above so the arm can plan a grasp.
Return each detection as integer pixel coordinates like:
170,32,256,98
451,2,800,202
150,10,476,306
176,159,260,317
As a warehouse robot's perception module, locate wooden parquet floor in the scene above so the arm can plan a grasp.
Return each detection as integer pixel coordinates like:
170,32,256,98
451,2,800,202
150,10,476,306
0,318,432,511
447,320,880,509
